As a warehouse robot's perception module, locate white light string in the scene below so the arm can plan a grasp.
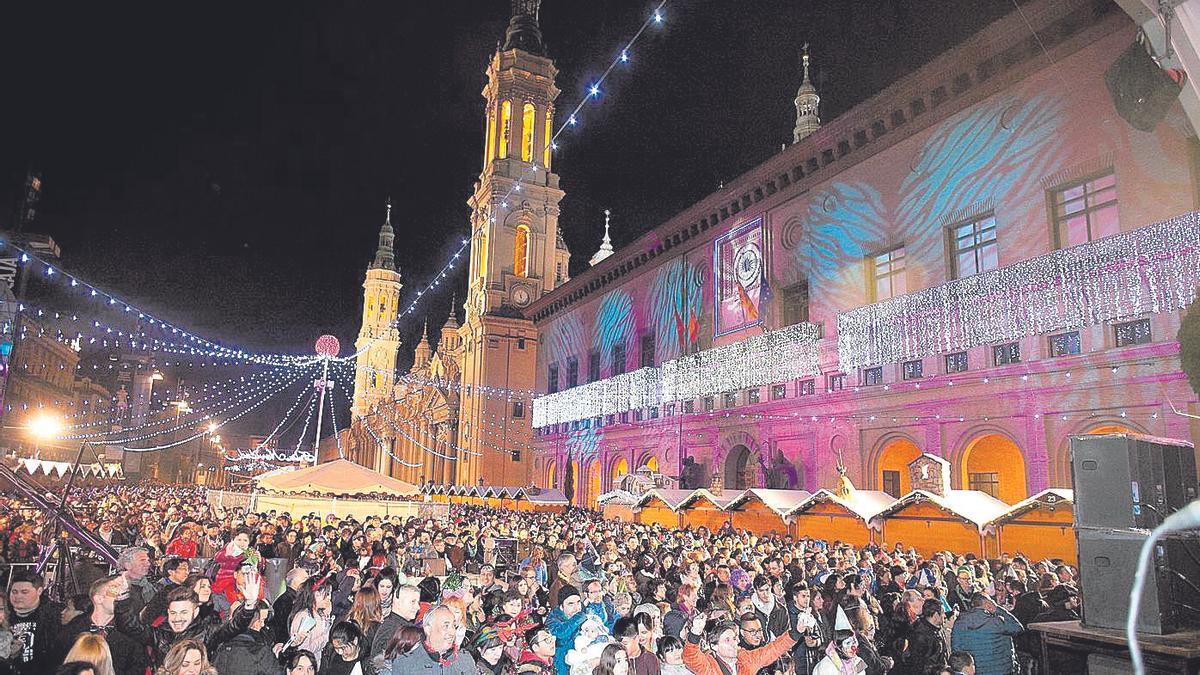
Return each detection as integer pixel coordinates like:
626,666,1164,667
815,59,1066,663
57,365,310,439
60,365,302,431
327,382,345,459
289,387,320,456
0,242,320,366
104,367,310,451
72,368,309,446
226,382,318,463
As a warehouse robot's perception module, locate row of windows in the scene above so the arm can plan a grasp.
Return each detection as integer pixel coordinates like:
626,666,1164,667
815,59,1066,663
869,169,1119,302
537,318,1153,434
880,468,1000,499
855,318,1151,386
487,101,553,167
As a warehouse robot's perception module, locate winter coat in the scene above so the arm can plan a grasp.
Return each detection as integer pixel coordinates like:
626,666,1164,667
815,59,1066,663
60,613,148,675
390,645,478,674
211,628,285,675
513,650,555,675
950,606,1022,675
682,629,797,675
544,608,586,675
114,592,256,667
7,599,64,675
896,619,946,675
813,642,867,675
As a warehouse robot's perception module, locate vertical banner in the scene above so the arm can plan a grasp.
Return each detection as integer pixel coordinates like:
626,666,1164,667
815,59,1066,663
713,217,766,337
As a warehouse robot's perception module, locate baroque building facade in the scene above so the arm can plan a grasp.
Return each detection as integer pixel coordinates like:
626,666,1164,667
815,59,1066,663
527,0,1200,507
347,0,1200,502
345,0,570,486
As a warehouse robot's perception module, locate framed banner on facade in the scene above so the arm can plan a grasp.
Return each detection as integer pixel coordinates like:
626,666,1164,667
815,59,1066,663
713,216,766,337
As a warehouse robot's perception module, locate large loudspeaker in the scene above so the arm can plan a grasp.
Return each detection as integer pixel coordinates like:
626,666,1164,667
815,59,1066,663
1070,433,1197,530
1105,37,1186,132
1076,528,1200,634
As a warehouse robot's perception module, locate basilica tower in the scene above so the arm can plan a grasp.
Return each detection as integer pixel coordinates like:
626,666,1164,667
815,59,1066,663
351,200,402,428
456,0,569,486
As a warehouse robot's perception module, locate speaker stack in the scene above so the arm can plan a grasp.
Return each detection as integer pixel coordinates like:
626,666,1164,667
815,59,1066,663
1069,433,1200,635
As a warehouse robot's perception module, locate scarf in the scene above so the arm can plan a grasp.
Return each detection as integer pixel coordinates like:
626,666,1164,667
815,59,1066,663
751,593,776,619
820,642,861,675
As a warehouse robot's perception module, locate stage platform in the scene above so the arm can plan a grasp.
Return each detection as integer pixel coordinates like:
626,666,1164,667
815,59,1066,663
1029,620,1200,674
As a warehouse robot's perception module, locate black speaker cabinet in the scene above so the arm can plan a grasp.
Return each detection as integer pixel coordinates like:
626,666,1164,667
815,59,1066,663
1105,37,1185,132
1077,527,1200,635
1070,433,1197,530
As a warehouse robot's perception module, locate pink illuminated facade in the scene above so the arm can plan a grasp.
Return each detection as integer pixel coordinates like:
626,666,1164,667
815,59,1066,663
526,0,1200,508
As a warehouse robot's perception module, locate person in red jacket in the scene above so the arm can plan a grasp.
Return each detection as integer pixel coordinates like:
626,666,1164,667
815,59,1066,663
165,526,199,559
683,608,801,675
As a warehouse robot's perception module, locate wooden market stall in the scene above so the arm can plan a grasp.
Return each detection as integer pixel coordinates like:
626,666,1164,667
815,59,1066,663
634,489,693,528
984,489,1076,564
873,489,1010,558
724,489,811,536
676,489,742,531
787,489,895,547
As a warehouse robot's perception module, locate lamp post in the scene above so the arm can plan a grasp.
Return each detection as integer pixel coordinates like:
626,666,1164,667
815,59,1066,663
27,413,62,460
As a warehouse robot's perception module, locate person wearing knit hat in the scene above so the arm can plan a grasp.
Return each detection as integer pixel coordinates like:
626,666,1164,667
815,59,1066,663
546,585,586,675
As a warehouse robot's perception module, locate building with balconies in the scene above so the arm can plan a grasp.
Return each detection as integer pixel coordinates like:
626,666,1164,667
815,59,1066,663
527,0,1200,508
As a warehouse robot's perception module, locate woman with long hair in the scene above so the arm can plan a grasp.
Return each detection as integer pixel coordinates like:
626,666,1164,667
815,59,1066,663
183,574,217,621
371,567,398,616
591,643,629,675
289,576,335,668
322,621,368,675
63,633,115,675
344,586,383,656
156,639,216,675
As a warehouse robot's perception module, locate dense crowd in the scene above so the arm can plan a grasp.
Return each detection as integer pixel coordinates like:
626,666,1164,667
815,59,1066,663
0,482,1083,675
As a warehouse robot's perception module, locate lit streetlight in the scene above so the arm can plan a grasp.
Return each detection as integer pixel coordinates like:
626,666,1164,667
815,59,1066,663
27,414,62,459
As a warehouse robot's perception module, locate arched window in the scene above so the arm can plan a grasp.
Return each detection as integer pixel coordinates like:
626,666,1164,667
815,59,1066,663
521,103,536,162
484,111,495,165
543,108,553,168
514,225,530,278
499,101,512,159
478,232,488,278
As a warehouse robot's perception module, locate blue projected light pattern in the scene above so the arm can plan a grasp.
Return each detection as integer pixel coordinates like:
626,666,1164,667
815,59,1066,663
650,258,703,361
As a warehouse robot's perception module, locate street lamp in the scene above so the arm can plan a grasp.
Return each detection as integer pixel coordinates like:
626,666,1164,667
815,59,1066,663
27,414,61,459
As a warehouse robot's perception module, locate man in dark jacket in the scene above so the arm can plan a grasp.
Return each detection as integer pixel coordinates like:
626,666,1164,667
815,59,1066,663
114,571,260,667
270,567,309,644
211,600,283,675
59,575,147,675
751,575,789,640
897,599,948,675
950,593,1023,675
7,571,64,675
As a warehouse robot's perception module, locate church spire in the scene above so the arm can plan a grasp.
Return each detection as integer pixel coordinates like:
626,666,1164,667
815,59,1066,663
589,209,615,267
411,318,433,372
793,44,821,143
372,197,396,271
503,0,546,56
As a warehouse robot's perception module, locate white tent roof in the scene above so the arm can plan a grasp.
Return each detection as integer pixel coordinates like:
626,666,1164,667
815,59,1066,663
255,459,419,498
871,489,1010,531
984,488,1074,528
787,489,897,522
726,489,813,516
635,489,696,510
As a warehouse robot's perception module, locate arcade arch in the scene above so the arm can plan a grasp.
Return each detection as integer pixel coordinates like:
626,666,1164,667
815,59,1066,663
875,437,922,497
961,433,1027,504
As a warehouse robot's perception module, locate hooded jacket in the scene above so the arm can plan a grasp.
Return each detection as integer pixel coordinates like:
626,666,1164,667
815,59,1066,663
950,606,1022,675
210,627,283,675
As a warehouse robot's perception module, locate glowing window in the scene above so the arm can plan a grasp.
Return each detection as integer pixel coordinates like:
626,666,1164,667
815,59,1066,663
477,233,488,279
499,101,512,158
871,247,906,301
514,225,530,277
950,214,998,279
521,103,536,162
485,111,495,164
543,109,553,168
1053,169,1118,248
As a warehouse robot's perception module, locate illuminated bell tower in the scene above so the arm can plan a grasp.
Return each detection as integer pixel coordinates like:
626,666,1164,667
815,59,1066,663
352,200,402,424
457,0,569,486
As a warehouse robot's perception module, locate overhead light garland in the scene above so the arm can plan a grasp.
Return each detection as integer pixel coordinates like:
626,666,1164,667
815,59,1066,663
837,212,1200,370
532,322,821,427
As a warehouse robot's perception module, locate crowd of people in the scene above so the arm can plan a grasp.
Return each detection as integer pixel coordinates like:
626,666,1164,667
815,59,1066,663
0,482,1083,675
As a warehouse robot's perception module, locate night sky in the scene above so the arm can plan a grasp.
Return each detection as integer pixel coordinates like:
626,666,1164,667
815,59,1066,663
0,0,1013,382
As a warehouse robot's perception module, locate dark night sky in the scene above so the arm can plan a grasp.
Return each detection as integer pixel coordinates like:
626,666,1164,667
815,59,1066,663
0,0,1013,372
